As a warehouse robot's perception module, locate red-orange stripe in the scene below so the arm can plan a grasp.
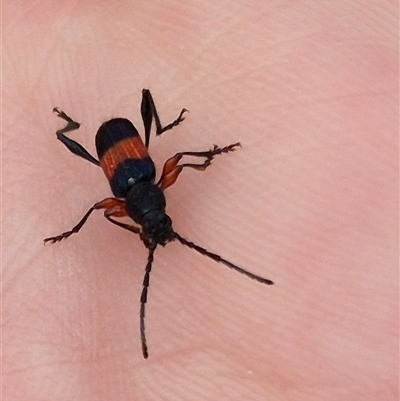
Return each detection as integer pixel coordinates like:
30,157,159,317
100,137,149,181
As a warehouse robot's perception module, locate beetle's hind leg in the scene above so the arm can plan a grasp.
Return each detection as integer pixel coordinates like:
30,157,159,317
52,108,99,166
157,143,241,190
141,89,188,148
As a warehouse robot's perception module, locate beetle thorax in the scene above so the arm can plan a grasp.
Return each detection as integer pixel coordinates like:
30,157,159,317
125,182,174,245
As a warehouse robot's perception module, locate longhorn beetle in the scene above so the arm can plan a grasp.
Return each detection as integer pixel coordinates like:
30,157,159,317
44,89,274,358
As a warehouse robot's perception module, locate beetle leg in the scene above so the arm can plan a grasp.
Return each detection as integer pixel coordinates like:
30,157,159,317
157,143,241,190
104,207,141,235
44,198,123,244
53,107,100,166
140,89,188,148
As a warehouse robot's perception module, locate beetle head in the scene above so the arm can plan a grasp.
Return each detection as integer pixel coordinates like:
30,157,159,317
141,210,174,246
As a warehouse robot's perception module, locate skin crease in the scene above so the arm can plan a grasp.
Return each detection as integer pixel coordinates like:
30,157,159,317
3,1,398,400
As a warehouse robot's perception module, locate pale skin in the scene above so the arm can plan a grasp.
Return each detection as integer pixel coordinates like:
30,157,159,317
3,1,398,400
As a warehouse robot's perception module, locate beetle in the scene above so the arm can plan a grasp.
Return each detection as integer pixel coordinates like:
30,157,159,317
44,89,274,358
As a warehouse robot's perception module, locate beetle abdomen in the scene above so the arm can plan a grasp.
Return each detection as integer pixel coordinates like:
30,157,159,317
96,118,155,197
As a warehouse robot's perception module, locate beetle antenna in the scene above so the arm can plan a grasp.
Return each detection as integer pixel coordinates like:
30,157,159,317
174,232,274,285
140,246,156,359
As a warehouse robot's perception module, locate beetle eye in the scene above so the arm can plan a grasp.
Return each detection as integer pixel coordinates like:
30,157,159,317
162,215,171,227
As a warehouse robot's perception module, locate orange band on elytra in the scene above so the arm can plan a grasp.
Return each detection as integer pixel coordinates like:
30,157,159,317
99,137,149,180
